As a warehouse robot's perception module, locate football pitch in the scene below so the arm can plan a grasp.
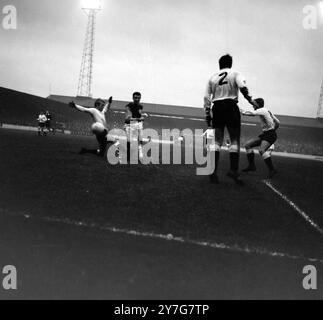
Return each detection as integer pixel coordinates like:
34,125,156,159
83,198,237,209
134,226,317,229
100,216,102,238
0,129,322,299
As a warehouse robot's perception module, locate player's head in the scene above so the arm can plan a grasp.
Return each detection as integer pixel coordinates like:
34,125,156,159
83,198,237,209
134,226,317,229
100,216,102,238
219,54,233,70
254,98,265,110
45,110,50,114
132,92,141,104
94,98,106,110
40,111,44,115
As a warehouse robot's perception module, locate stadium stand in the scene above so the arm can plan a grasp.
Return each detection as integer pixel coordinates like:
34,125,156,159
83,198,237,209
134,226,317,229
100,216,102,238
1,87,323,155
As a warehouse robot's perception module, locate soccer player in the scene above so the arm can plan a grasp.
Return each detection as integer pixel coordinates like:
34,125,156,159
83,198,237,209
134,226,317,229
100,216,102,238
124,92,148,161
45,110,53,134
204,54,258,184
241,98,280,178
37,111,47,136
69,97,113,156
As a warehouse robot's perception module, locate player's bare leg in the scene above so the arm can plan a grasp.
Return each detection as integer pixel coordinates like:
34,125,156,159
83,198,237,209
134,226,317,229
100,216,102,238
243,138,261,172
259,140,277,178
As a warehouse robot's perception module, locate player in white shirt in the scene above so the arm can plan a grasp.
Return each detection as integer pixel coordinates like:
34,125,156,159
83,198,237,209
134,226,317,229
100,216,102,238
69,97,113,156
241,98,280,178
204,54,258,184
37,112,47,136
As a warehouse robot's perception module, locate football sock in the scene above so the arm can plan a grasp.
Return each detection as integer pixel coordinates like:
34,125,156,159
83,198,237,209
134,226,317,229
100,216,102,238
127,142,131,162
230,152,239,173
264,157,274,170
247,152,255,167
210,151,220,175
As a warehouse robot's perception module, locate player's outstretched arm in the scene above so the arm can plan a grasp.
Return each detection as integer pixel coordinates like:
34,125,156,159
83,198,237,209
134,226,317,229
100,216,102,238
204,79,213,128
101,96,113,114
241,109,256,116
69,101,94,115
239,87,258,107
236,74,258,108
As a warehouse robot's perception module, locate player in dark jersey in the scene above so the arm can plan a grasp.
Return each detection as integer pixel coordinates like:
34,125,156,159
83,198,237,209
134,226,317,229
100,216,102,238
125,92,144,124
124,92,148,161
45,111,54,134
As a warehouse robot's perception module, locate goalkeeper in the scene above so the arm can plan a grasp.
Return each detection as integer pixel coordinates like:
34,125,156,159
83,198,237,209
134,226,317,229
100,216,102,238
69,97,113,156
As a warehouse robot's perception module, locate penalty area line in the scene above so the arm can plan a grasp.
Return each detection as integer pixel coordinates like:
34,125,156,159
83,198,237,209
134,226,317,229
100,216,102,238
263,179,323,236
1,208,323,264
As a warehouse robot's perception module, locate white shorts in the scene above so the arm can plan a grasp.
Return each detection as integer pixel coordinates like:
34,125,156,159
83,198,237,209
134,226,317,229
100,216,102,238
91,122,106,135
125,121,143,142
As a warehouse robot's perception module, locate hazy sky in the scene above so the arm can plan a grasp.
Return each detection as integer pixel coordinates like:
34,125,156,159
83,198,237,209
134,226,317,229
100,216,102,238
0,0,323,117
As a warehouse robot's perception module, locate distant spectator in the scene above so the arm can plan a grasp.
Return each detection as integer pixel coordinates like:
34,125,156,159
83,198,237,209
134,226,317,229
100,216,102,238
37,112,47,136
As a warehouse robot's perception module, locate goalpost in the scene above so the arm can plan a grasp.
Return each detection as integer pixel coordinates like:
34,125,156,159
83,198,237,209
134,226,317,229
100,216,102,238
317,79,323,118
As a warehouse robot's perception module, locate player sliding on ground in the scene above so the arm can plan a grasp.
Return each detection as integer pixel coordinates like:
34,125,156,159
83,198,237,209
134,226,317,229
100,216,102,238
69,97,113,156
241,98,280,178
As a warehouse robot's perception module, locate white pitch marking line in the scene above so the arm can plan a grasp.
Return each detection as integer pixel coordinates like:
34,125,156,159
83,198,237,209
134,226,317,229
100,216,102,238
2,210,322,264
263,179,323,236
107,134,323,162
33,216,323,264
111,110,257,126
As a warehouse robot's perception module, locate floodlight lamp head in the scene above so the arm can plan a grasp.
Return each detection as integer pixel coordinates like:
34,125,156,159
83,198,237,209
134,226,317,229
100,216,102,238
81,0,102,10
319,2,323,16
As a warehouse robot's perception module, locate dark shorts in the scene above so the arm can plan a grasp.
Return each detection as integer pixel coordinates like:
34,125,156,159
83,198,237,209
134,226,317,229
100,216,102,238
39,123,45,128
211,99,241,142
259,130,277,145
45,121,51,128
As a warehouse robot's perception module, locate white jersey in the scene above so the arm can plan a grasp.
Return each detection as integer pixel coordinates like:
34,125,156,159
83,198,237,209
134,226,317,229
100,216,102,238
88,108,108,128
204,68,247,108
38,115,47,123
253,107,280,132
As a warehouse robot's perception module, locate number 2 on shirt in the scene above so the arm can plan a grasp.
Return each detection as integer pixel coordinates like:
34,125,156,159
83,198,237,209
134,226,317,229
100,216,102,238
218,72,228,86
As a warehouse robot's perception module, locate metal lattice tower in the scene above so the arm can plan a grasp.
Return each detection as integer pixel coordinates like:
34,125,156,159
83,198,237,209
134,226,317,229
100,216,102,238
317,79,323,118
77,7,101,97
